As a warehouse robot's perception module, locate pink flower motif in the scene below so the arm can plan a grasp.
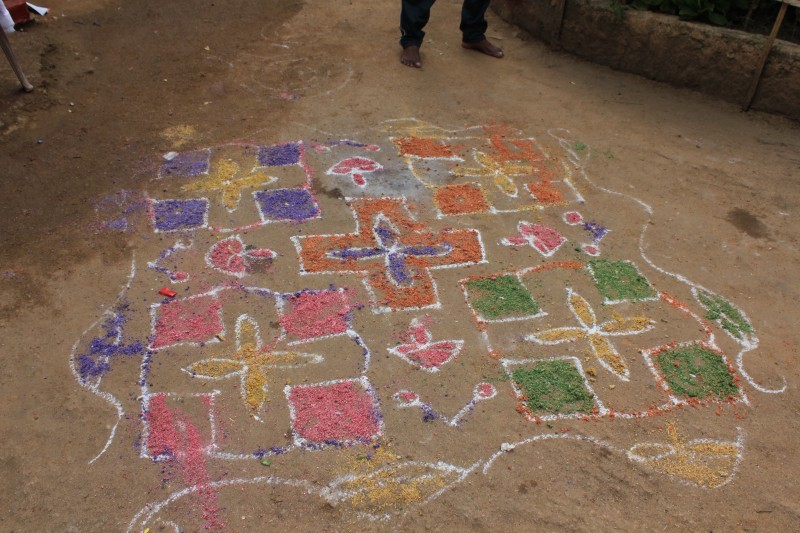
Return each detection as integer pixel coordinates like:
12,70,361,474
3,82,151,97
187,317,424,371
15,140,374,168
327,157,384,187
388,316,464,372
501,222,566,257
563,211,583,225
206,235,276,278
476,383,497,399
582,244,601,256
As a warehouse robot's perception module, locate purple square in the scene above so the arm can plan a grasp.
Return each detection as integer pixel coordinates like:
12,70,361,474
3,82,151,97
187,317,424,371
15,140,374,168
159,150,211,178
152,199,209,232
255,188,319,221
257,143,301,166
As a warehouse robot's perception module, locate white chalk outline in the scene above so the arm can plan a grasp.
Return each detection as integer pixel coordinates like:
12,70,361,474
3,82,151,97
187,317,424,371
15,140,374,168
392,382,497,426
68,255,137,464
146,239,193,283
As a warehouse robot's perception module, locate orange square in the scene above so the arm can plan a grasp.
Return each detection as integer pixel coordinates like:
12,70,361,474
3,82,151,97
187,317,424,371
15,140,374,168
527,180,565,205
393,137,455,159
434,184,490,215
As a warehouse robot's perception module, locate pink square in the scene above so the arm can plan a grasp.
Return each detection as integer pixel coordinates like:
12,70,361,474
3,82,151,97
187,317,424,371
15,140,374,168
151,295,223,349
280,289,351,341
287,378,382,444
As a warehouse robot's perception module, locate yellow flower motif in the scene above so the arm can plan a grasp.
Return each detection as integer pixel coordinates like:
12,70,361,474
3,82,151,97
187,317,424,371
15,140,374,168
182,158,276,211
452,151,532,198
184,314,322,420
526,288,654,380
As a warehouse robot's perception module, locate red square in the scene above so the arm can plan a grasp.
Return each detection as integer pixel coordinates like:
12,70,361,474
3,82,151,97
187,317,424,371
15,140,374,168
151,295,223,349
287,378,382,444
279,289,351,341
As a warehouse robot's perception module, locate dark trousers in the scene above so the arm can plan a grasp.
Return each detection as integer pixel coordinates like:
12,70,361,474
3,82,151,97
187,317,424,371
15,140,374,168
400,0,490,48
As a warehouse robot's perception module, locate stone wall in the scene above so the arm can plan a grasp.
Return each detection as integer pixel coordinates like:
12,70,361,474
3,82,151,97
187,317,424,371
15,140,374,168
492,0,800,121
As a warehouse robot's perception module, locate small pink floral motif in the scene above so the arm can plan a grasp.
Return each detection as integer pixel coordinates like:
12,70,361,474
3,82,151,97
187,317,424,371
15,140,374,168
395,390,420,404
582,244,601,256
206,235,276,278
286,378,382,444
327,157,384,187
476,383,497,399
388,316,464,372
501,222,566,257
563,211,583,225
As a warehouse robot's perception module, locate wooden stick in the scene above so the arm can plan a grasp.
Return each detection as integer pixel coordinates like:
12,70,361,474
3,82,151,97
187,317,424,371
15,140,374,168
743,1,788,111
0,29,33,92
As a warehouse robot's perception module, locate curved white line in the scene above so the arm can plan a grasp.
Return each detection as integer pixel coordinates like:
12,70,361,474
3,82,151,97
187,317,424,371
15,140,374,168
126,476,313,532
68,255,137,464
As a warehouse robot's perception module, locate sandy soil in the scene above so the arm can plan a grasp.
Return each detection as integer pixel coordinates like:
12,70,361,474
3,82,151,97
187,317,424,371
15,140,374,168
1,0,799,531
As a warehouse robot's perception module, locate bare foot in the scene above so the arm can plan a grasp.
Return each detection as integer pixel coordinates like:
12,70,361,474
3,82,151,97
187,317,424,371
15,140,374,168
401,45,422,68
461,39,504,58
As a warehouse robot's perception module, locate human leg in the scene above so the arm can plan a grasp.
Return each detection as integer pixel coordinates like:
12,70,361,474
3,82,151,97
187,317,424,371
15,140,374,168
400,0,437,49
460,0,503,58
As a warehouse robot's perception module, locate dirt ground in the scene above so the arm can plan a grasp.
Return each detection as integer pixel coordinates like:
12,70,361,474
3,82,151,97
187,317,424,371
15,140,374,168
1,0,800,531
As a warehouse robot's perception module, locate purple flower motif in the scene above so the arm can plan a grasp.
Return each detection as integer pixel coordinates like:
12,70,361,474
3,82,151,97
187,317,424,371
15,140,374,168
257,143,301,166
255,188,319,222
583,221,609,243
152,198,209,232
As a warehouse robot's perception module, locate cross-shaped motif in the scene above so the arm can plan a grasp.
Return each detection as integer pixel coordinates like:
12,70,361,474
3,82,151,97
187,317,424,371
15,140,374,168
182,157,277,212
328,215,453,286
183,314,322,420
525,288,655,380
295,198,484,311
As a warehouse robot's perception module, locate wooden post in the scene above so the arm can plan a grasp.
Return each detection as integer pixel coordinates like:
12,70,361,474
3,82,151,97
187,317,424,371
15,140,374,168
0,29,33,92
743,1,789,111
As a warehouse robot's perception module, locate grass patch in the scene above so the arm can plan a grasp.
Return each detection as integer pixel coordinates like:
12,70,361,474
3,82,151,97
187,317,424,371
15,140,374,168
655,344,738,399
589,259,656,302
466,275,539,320
512,360,594,415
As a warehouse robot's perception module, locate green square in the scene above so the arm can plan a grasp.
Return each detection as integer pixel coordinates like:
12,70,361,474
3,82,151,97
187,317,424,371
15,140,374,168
589,259,656,302
511,360,595,415
655,344,738,399
465,275,540,320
